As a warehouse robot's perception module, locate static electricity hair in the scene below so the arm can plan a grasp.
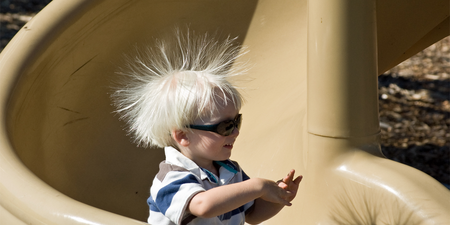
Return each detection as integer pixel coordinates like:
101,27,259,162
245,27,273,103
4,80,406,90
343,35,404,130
111,30,248,148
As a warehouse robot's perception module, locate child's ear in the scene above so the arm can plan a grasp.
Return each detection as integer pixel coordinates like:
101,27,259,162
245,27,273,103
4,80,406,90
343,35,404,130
171,130,190,147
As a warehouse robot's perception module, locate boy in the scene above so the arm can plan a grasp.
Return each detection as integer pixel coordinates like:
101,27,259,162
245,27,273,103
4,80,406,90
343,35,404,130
112,30,302,224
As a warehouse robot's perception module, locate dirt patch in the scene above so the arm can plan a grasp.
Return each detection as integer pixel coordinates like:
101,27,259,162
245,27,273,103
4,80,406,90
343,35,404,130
380,37,450,186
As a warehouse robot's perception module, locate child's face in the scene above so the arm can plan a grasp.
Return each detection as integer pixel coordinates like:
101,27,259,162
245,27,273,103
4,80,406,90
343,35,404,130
183,100,240,167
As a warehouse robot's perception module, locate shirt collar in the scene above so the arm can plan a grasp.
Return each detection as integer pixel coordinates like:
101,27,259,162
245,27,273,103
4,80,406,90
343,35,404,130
164,146,238,184
164,146,199,171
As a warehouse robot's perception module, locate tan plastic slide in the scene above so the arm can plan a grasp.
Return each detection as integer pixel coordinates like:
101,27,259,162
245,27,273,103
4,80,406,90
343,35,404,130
0,0,449,224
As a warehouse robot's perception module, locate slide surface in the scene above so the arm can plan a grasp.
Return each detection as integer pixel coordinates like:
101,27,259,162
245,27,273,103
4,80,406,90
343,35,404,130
0,0,448,224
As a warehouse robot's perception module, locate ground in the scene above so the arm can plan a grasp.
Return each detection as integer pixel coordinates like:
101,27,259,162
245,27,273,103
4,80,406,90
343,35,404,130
1,0,449,187
379,38,450,186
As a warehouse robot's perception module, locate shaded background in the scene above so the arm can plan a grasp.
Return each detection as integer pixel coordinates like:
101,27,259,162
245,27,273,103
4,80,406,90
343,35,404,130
1,0,448,187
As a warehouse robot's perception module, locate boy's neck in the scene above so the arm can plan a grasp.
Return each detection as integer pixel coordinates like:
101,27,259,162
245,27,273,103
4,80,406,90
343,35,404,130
197,159,219,177
178,147,220,176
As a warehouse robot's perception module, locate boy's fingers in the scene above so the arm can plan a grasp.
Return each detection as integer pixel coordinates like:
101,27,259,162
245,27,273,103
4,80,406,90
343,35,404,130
280,196,292,206
293,175,303,185
278,182,288,189
283,169,295,183
288,169,295,178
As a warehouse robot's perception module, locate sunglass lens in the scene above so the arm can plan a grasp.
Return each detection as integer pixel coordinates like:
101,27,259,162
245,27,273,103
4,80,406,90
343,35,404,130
236,114,242,130
217,121,235,136
216,114,242,136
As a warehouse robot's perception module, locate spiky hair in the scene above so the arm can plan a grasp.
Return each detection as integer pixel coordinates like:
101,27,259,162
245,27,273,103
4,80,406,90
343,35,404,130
111,29,248,148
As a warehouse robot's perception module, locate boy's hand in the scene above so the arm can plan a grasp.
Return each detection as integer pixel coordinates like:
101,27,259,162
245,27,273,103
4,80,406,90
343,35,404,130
277,169,302,203
243,171,303,224
256,170,302,206
257,178,295,206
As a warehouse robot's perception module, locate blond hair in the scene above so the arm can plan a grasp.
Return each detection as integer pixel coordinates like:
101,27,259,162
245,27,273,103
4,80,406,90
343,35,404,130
111,29,247,148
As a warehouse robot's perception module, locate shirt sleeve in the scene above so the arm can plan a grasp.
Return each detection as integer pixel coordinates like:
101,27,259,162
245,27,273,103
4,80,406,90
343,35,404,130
150,171,205,224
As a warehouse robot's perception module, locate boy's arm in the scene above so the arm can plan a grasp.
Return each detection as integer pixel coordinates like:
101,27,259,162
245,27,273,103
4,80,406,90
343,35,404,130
245,198,284,224
245,170,303,224
188,177,293,218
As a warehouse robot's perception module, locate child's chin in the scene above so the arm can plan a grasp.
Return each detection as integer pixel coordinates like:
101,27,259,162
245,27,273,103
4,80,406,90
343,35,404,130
218,150,232,160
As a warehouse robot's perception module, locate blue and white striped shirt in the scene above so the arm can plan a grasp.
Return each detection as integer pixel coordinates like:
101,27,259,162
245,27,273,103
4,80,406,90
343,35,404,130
148,146,254,225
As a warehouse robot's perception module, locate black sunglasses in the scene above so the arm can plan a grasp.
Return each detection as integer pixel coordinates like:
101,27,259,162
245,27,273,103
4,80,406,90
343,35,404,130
188,114,242,136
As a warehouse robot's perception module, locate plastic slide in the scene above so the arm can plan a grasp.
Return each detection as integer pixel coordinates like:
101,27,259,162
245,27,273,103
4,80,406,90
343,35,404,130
0,0,449,224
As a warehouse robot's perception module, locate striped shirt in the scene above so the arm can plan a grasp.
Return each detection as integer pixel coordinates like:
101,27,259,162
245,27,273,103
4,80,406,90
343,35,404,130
147,146,254,225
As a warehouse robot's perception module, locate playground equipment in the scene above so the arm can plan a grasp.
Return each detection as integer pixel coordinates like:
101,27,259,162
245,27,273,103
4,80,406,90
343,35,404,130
0,0,449,224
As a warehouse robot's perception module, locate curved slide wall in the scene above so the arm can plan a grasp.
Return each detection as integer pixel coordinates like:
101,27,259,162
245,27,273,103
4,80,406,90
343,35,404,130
0,0,449,224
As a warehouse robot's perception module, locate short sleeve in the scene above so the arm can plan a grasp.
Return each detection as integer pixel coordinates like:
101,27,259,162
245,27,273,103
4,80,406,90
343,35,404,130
149,171,205,225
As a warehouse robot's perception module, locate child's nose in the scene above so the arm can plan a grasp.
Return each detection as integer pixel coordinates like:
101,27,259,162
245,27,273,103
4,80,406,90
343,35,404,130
230,126,240,137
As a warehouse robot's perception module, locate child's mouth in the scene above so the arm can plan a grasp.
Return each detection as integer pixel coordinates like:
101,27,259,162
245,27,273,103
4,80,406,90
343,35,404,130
224,144,233,149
